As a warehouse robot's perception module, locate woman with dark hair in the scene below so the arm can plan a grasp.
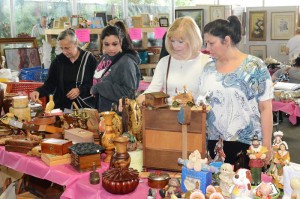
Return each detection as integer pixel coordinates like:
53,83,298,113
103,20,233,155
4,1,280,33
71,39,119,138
198,16,273,166
91,25,140,112
30,28,97,110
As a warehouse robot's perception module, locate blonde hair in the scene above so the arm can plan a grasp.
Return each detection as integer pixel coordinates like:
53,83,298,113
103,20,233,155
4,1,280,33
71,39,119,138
165,16,203,60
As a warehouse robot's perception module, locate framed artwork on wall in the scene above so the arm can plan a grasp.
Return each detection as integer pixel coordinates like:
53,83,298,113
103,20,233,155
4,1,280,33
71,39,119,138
279,43,287,55
271,12,295,40
70,15,79,28
159,18,169,27
175,9,204,31
249,45,267,60
210,6,225,21
249,11,267,41
4,47,41,71
94,12,107,26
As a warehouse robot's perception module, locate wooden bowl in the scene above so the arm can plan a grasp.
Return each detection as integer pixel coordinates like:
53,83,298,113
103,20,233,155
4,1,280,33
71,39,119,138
102,168,139,194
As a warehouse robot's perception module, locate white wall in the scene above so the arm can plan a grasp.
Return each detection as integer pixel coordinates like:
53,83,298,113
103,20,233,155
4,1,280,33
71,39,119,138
246,6,299,63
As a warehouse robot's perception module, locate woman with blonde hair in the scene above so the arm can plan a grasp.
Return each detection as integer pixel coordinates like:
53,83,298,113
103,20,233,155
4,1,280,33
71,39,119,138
137,16,211,105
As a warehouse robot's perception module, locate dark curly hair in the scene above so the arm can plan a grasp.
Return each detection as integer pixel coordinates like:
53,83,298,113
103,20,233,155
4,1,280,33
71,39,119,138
293,56,300,67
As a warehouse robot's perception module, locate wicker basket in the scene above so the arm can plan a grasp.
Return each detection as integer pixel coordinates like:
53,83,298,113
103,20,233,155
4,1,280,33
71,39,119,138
5,81,46,107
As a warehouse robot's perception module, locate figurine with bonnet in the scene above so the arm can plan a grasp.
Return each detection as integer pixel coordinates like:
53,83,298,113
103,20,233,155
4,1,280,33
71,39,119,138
272,131,284,151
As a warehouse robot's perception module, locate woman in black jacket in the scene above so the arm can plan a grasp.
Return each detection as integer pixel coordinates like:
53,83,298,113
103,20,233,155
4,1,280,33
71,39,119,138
30,28,98,110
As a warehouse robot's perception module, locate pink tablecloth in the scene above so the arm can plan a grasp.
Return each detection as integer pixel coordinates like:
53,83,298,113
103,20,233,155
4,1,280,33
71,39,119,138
272,100,300,125
0,146,153,199
138,80,150,92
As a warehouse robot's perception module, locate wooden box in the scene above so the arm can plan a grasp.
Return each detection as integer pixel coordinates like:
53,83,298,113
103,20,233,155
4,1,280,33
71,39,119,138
64,128,94,144
41,153,71,166
41,138,72,155
69,142,103,172
145,92,169,109
143,108,206,171
70,153,100,172
5,139,39,154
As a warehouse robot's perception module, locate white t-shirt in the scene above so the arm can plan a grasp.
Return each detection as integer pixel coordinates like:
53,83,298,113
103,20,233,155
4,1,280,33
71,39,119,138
143,53,211,104
286,35,300,60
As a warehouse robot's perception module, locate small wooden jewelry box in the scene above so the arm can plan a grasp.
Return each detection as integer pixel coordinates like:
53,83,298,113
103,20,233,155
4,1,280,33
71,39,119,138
41,138,72,155
5,139,39,154
41,153,71,166
69,142,104,172
64,128,94,144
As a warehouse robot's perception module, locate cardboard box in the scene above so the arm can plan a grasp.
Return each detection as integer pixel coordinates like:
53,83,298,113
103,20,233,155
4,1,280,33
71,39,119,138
181,166,212,194
41,153,71,166
41,138,72,155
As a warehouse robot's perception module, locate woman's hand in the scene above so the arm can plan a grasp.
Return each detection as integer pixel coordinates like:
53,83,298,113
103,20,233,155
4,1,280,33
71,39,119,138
67,88,80,100
137,94,145,106
30,91,40,103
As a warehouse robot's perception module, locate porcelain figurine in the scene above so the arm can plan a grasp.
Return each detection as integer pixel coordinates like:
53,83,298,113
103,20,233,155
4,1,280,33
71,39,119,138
206,185,224,199
247,135,268,186
272,131,284,151
291,177,300,199
213,138,226,162
255,182,272,199
229,168,253,199
219,163,235,198
269,141,290,188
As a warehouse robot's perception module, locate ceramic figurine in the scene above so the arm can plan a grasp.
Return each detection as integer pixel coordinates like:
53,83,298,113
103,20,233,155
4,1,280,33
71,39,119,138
159,178,182,198
291,177,300,199
206,185,224,199
269,141,290,188
213,138,226,162
189,190,205,199
247,135,268,185
272,131,284,151
219,163,235,198
255,182,272,199
229,168,253,199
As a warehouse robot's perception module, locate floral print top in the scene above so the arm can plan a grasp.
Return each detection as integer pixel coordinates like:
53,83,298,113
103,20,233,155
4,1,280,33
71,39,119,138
198,55,273,145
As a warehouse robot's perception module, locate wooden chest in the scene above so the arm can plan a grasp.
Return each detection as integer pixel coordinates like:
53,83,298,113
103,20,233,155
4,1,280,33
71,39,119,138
41,153,71,166
64,128,94,144
5,139,39,154
71,153,101,172
41,138,72,155
69,142,104,172
143,107,206,171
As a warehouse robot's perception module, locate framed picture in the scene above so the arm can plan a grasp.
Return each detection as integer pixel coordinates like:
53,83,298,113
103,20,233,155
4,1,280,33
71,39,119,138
4,48,41,71
70,15,79,28
249,11,267,41
106,14,113,23
210,6,225,21
271,12,295,40
175,9,204,31
159,18,169,27
249,45,267,60
90,17,104,28
94,12,107,26
279,43,287,55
